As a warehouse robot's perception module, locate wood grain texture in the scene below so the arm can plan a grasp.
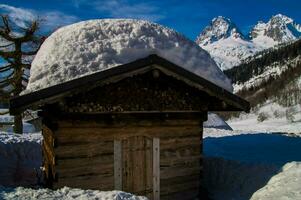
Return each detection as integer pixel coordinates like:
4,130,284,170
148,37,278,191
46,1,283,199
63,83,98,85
47,115,203,200
114,140,122,190
42,125,57,182
55,126,200,144
53,174,114,190
122,136,153,196
153,138,160,200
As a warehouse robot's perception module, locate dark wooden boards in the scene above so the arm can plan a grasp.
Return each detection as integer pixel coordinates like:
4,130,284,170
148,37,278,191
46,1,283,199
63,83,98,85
43,113,203,200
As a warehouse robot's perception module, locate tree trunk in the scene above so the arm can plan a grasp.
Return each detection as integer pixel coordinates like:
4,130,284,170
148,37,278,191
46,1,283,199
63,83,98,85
13,114,23,134
13,42,23,134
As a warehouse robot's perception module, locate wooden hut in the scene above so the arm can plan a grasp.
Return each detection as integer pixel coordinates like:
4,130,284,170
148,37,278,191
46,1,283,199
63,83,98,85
10,54,249,200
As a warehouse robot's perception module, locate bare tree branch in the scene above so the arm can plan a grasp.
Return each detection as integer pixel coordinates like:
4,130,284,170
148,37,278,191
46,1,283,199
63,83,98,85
0,42,13,48
0,50,17,59
0,110,9,115
0,64,13,72
0,16,14,41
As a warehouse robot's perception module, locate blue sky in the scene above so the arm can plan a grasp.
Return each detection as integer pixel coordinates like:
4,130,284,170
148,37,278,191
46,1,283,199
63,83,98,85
0,0,301,40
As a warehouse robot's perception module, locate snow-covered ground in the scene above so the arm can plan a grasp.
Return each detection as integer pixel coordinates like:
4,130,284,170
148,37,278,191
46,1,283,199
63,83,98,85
250,162,301,200
0,187,147,200
228,102,301,134
203,128,301,200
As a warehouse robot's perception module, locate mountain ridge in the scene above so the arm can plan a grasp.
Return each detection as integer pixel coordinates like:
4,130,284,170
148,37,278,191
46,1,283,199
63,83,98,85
196,14,301,70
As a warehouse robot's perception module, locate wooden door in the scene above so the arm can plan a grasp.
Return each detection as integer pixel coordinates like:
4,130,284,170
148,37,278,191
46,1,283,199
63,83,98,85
114,136,160,200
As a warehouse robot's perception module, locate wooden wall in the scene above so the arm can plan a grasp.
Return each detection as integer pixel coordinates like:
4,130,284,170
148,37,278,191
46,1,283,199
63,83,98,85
42,125,56,185
42,112,205,200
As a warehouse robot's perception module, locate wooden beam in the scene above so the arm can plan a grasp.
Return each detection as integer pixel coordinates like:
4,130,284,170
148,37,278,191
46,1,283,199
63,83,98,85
114,140,122,190
153,137,160,200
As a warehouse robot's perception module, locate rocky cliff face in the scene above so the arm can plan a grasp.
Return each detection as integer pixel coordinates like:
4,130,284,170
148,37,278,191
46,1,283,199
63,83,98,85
251,14,301,44
196,16,245,46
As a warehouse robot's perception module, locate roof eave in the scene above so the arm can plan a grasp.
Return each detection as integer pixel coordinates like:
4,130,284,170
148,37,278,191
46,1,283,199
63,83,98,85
10,54,250,115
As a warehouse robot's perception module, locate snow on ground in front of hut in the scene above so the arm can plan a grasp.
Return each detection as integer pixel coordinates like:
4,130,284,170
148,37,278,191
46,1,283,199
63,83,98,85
203,128,301,200
23,19,233,94
0,186,147,200
250,162,301,200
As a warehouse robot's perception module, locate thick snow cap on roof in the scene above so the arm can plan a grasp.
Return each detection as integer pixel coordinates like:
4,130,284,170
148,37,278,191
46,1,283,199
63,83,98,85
24,19,233,94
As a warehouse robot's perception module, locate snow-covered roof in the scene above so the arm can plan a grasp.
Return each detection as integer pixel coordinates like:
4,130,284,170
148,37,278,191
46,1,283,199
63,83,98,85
24,19,233,94
204,113,233,130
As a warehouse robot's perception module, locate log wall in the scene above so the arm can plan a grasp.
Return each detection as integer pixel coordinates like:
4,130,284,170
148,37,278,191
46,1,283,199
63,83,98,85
42,125,56,186
43,112,205,200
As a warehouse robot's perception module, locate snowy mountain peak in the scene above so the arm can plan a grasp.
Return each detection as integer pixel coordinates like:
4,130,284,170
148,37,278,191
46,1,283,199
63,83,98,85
196,16,244,46
251,14,301,43
196,14,301,70
271,14,293,24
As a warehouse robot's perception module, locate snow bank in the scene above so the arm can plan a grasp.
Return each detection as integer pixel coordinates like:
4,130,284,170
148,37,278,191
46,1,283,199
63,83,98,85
0,132,42,187
251,162,301,200
24,19,232,94
0,186,147,200
203,128,301,200
203,113,233,130
204,157,279,200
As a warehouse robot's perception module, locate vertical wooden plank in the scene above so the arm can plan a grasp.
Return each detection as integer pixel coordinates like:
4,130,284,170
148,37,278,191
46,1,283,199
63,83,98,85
153,138,160,200
114,140,122,190
198,124,203,199
122,138,130,192
133,136,146,194
146,138,153,200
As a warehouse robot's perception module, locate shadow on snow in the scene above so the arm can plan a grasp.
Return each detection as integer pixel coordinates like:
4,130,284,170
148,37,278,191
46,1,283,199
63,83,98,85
203,133,301,200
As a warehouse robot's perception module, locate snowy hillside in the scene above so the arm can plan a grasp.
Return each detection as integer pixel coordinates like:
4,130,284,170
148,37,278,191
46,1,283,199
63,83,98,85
24,19,232,94
196,14,301,70
197,36,258,70
224,39,301,134
233,55,301,93
228,101,301,134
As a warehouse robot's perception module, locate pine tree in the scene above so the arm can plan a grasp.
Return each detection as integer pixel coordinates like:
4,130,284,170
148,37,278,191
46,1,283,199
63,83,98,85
0,15,43,134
